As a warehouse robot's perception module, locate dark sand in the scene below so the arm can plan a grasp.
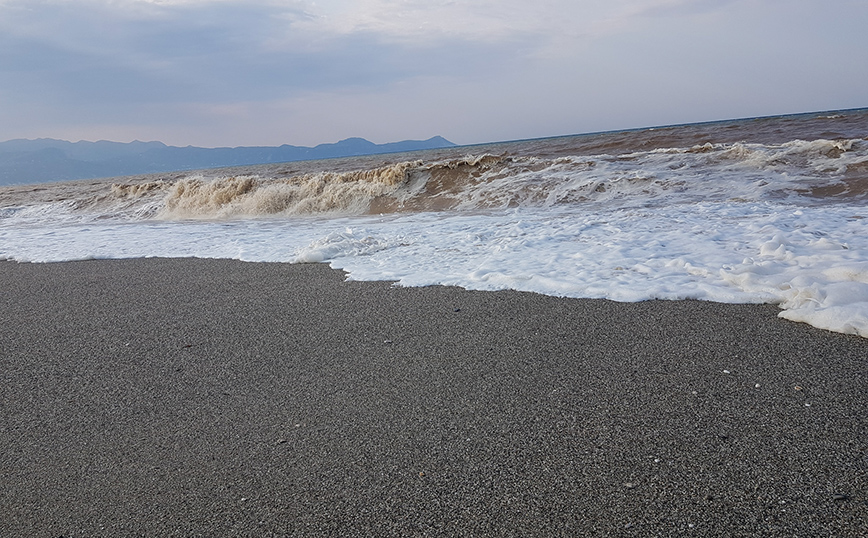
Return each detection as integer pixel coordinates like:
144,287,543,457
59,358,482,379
1,258,866,537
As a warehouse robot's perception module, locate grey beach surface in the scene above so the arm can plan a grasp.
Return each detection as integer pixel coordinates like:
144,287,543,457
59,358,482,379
1,258,866,537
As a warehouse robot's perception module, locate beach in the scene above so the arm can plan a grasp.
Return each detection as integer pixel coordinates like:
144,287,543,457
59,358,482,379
0,257,865,536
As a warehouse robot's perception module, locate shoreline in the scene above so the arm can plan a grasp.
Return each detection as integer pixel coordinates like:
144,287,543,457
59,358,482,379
1,257,866,536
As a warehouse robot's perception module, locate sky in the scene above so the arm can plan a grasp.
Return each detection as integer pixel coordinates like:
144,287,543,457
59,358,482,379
0,0,866,148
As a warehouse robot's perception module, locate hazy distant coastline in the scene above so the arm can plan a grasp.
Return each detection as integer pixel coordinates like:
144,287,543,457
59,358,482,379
0,136,456,186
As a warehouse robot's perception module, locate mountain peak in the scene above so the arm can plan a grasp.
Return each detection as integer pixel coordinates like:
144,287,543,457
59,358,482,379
0,135,458,186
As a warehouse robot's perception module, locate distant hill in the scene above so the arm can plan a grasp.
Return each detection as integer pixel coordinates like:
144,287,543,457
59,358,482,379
0,136,457,186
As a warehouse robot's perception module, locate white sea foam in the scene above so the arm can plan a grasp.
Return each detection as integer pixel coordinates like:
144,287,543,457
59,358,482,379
2,200,867,337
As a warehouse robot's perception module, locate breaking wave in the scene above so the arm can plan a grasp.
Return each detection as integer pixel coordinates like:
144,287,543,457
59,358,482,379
2,137,866,225
139,138,868,220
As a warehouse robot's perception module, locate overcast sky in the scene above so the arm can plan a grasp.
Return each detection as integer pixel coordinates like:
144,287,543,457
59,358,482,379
0,0,865,147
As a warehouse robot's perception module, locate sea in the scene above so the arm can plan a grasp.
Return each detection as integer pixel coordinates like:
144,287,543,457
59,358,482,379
1,109,867,338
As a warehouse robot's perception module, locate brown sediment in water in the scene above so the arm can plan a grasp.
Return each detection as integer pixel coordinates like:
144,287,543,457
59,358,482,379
1,258,866,536
807,177,868,198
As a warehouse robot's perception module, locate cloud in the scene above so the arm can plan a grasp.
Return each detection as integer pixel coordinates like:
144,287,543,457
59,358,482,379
0,0,541,143
0,0,865,146
0,0,531,102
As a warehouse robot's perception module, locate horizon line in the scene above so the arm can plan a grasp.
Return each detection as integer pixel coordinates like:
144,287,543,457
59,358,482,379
2,106,865,149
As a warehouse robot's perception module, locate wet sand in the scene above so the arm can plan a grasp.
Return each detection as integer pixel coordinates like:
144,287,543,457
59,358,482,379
1,258,866,536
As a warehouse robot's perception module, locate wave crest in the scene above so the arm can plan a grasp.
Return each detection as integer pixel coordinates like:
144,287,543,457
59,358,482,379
158,161,425,218
111,180,171,198
144,139,868,219
151,156,523,219
6,136,865,224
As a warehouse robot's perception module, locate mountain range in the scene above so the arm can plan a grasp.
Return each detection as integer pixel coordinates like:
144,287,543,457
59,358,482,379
0,136,456,186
